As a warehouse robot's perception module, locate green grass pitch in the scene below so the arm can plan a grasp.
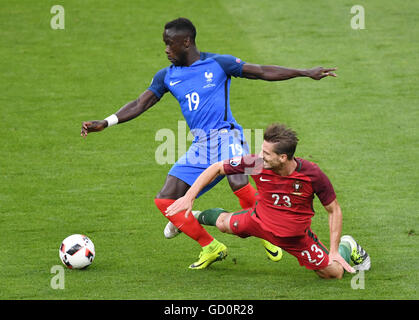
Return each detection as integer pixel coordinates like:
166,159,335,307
0,0,418,300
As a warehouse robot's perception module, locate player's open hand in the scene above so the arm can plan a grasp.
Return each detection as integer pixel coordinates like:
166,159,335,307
307,67,337,80
165,196,195,218
328,251,356,273
81,120,107,138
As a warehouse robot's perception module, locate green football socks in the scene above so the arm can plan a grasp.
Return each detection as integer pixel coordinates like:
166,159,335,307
196,208,226,226
338,240,352,264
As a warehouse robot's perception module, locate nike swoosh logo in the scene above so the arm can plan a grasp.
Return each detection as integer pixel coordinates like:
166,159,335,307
260,177,271,182
192,260,208,268
169,80,181,86
264,247,279,257
315,256,326,266
191,254,223,268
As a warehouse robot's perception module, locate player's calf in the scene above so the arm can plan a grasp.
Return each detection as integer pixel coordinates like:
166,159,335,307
193,208,231,233
215,212,234,234
163,211,201,239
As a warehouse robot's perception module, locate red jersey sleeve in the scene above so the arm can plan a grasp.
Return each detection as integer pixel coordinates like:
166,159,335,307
223,154,264,176
311,164,336,206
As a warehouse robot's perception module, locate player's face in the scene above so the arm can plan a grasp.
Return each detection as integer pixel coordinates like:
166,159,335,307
260,140,287,170
163,29,188,66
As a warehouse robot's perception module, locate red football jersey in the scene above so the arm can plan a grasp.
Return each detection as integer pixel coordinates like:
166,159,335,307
224,155,336,237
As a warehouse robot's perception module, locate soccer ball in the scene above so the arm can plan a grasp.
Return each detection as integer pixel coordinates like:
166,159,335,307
59,234,95,269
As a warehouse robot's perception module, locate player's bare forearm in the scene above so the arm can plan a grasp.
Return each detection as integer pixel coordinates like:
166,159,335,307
187,162,225,200
242,64,305,81
324,199,343,253
81,90,158,137
324,199,356,273
115,90,159,124
165,162,225,216
242,63,337,81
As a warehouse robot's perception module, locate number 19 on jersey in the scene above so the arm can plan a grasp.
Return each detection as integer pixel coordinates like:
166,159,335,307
186,92,200,111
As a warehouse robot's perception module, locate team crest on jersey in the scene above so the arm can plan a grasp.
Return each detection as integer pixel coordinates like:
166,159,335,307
203,71,215,88
229,156,242,167
292,180,303,195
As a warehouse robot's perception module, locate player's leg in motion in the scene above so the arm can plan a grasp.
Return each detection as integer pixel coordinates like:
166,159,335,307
163,175,254,239
191,207,282,262
154,175,227,269
163,173,282,261
226,174,283,262
227,174,257,210
162,174,255,239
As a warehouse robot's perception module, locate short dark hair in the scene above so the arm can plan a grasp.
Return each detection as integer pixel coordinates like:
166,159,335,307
164,18,196,43
263,123,299,159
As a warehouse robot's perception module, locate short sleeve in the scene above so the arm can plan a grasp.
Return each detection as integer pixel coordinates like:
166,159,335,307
148,68,168,99
312,166,336,206
212,54,246,78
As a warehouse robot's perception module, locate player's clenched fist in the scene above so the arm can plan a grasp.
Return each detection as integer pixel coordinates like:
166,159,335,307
81,120,107,137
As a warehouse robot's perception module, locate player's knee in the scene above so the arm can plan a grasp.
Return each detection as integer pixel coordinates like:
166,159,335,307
318,273,342,280
227,175,249,192
156,175,190,199
215,217,227,233
328,272,344,280
315,268,344,280
215,213,230,233
155,188,184,200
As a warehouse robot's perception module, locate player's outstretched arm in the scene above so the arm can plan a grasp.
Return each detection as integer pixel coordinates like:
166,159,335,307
324,199,355,273
241,63,337,81
165,161,226,217
81,90,159,137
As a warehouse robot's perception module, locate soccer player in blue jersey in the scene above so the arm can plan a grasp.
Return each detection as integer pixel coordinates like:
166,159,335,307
81,18,337,269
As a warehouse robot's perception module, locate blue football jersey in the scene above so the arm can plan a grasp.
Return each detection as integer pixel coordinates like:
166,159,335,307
148,52,246,138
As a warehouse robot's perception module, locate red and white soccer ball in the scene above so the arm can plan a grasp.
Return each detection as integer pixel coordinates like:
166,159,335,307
59,234,95,269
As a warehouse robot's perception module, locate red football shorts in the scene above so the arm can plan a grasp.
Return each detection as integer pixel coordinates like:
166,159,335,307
229,208,330,270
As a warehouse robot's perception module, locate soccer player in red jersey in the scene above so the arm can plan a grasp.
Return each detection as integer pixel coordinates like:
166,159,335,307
166,123,371,278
